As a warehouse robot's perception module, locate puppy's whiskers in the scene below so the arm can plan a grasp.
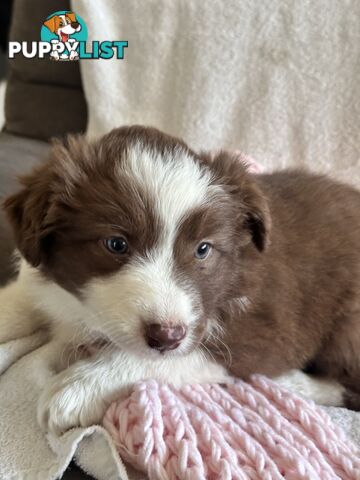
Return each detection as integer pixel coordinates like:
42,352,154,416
205,328,233,368
199,341,217,365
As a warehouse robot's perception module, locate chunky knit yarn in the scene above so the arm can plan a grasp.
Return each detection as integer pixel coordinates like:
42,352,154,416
103,375,360,480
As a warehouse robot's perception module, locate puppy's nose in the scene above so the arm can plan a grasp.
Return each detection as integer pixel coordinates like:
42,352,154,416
145,324,186,352
71,21,80,29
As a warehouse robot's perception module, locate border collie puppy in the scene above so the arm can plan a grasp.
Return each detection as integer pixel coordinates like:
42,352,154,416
0,126,359,435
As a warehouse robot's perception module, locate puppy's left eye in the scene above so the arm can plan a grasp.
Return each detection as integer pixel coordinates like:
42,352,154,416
104,237,128,254
195,242,212,259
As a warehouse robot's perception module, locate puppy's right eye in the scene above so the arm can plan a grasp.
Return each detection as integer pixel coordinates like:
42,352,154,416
195,241,212,259
104,237,128,254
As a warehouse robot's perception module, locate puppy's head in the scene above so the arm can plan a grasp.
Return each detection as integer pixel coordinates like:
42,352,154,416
4,126,270,356
43,13,81,40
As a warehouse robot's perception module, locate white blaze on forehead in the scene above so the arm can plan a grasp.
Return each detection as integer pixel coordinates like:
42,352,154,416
123,142,215,240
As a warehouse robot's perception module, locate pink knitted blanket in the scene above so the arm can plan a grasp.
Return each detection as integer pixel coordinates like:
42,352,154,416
103,376,360,480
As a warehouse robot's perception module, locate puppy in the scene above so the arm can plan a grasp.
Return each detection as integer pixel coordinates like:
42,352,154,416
1,126,358,435
43,12,81,61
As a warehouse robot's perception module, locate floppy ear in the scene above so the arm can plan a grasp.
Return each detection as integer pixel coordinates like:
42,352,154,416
203,150,271,252
66,12,76,22
3,163,56,267
3,136,88,266
43,16,58,33
240,175,271,251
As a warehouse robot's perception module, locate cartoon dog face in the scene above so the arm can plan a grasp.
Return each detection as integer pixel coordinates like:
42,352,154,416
43,12,81,42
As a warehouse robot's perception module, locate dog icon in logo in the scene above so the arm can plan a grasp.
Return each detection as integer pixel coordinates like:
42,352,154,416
43,12,81,61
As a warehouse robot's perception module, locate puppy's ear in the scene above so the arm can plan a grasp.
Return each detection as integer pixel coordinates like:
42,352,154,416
241,176,271,251
202,150,271,252
43,16,57,33
66,12,76,23
4,136,89,266
3,162,56,267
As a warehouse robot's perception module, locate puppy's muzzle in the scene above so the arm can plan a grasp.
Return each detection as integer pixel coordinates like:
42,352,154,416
145,324,186,352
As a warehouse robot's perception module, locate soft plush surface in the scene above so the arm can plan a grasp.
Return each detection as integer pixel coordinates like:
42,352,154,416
0,331,130,480
103,378,360,480
74,0,360,176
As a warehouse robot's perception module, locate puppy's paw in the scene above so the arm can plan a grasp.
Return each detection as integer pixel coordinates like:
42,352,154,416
37,370,107,435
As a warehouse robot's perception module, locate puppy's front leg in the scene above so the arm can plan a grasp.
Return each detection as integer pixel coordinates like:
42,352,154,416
38,348,230,435
38,349,131,435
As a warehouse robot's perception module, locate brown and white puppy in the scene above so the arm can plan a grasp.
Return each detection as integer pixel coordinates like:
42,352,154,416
0,126,359,434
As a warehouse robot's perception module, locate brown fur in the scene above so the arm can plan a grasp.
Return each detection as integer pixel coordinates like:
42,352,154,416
43,12,78,34
4,125,360,408
205,164,360,407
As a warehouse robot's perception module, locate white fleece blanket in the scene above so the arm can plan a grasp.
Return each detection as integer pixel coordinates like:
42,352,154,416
0,332,145,480
73,0,360,176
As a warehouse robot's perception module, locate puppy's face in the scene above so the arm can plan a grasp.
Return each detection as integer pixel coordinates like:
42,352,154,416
43,13,81,41
4,126,270,357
